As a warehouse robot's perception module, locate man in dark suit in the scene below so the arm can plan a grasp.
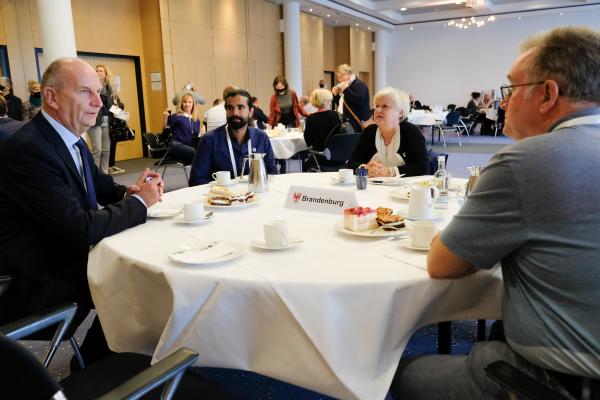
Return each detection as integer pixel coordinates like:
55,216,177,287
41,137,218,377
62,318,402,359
332,64,370,133
0,58,164,363
0,95,25,146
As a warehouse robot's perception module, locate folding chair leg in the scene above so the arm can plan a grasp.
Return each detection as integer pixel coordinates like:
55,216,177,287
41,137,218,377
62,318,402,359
70,336,86,369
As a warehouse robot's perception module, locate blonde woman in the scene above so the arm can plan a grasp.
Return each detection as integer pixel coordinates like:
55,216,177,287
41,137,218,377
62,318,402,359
161,91,201,164
303,88,340,151
22,80,42,122
347,87,428,177
88,65,122,174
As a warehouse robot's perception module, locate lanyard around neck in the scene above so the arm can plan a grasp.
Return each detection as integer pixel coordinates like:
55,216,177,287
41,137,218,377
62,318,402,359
225,125,252,178
552,115,600,131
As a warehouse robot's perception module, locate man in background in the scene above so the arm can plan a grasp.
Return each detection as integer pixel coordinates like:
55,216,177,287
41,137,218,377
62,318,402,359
331,64,370,133
0,95,25,146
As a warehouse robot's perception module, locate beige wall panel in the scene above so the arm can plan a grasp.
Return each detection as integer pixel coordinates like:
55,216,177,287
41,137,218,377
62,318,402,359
163,52,176,105
27,0,41,47
334,27,350,67
247,0,278,38
192,56,214,116
213,58,247,94
250,36,280,64
159,0,169,20
168,0,210,27
171,53,197,91
170,22,199,55
0,5,6,45
212,0,246,33
85,0,142,54
193,25,213,58
212,29,247,60
14,0,36,85
323,25,335,71
161,18,172,54
252,61,280,105
2,1,29,98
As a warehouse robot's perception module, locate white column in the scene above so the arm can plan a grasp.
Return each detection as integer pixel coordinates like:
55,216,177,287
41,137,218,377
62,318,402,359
36,0,77,63
282,1,302,95
374,30,387,92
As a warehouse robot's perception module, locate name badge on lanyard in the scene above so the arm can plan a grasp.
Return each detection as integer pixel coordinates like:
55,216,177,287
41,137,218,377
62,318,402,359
225,125,254,178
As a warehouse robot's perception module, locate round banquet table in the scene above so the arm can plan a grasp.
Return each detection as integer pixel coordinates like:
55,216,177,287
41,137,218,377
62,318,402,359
88,172,502,400
268,129,308,159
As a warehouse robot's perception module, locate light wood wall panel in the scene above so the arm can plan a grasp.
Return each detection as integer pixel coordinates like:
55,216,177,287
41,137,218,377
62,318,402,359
334,27,350,67
0,5,6,44
323,25,335,71
300,12,324,97
161,0,281,114
350,27,374,97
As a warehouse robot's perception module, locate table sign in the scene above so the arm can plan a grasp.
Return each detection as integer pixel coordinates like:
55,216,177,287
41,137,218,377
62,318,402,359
284,185,358,214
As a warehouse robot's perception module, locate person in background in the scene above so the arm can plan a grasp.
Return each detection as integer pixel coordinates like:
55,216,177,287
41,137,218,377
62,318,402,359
189,89,277,186
0,58,164,366
268,76,301,128
392,26,600,400
348,87,428,177
332,64,370,133
251,96,268,130
299,95,317,116
0,77,23,121
474,92,495,135
303,88,340,152
466,91,481,116
0,95,25,147
205,86,237,132
22,80,42,122
171,82,205,107
319,79,326,89
161,91,201,164
88,64,123,175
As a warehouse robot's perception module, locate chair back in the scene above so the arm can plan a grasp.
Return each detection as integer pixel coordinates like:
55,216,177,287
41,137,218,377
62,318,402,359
142,133,168,159
0,275,10,300
445,111,461,126
326,133,361,164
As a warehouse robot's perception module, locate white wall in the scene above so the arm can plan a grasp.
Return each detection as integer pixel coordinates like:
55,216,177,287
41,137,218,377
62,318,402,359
385,6,600,109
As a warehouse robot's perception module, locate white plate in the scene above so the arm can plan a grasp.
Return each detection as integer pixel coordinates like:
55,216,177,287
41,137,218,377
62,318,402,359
204,197,259,209
330,177,355,186
169,240,244,265
368,175,406,186
147,204,182,218
399,209,446,221
399,238,430,251
209,178,240,187
390,186,411,200
173,212,213,225
250,235,303,250
334,220,406,238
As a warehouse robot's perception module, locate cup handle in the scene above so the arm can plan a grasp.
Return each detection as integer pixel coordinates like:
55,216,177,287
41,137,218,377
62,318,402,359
428,186,439,206
211,172,217,181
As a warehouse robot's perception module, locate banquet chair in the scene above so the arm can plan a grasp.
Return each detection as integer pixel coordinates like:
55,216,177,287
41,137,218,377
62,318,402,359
307,132,361,172
0,274,10,299
0,303,231,400
143,132,189,183
434,111,462,147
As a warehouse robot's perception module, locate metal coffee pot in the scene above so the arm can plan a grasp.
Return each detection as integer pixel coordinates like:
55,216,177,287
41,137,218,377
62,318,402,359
246,153,269,193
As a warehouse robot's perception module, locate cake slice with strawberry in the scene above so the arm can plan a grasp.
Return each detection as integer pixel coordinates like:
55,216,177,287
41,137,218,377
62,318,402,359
343,207,378,231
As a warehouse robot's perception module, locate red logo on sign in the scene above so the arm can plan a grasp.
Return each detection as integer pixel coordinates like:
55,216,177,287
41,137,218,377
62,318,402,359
293,192,302,202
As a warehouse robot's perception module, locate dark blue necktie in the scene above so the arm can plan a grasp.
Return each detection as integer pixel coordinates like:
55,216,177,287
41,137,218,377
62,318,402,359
74,139,99,210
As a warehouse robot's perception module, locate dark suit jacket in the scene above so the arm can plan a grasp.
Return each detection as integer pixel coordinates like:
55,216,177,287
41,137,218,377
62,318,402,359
333,77,371,132
0,117,25,147
0,113,147,324
347,119,429,176
303,110,341,151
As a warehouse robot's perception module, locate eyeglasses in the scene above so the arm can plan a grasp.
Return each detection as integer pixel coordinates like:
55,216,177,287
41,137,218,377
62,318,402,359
500,81,545,100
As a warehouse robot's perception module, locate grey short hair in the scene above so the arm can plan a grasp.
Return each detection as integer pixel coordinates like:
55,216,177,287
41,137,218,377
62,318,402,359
373,87,410,115
521,27,600,103
309,89,333,108
335,64,353,75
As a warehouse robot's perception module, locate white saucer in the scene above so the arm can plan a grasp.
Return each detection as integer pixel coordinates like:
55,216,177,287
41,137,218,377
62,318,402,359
250,235,303,250
400,238,430,251
400,210,445,221
368,175,406,186
330,177,355,186
169,240,244,265
147,204,182,218
209,179,239,187
174,212,213,225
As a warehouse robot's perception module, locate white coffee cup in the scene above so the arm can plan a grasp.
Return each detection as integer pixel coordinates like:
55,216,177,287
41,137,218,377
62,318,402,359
407,184,438,220
212,171,231,186
264,220,289,248
183,202,205,222
408,221,438,248
338,168,354,183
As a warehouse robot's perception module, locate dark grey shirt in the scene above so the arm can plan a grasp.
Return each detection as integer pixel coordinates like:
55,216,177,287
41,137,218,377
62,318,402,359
442,109,600,378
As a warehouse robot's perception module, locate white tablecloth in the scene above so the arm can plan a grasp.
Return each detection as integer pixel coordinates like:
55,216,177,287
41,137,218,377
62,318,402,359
408,111,448,126
268,130,308,159
88,173,502,400
485,108,498,121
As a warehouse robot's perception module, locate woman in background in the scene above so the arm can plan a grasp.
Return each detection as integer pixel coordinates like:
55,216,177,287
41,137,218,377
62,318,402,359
22,80,42,122
348,87,428,177
268,76,301,128
303,88,340,152
162,91,200,165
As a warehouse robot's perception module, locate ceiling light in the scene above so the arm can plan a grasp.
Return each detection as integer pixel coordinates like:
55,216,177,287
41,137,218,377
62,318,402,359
518,16,521,20
326,14,330,18
400,7,407,11
448,20,455,25
410,27,414,31
309,8,313,12
560,12,564,16
355,23,359,26
461,18,466,22
367,26,371,30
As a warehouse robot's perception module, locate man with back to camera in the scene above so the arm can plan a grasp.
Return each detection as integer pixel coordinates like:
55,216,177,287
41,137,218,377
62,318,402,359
204,85,238,133
0,58,164,364
392,26,600,399
189,88,277,186
0,95,25,146
331,64,370,133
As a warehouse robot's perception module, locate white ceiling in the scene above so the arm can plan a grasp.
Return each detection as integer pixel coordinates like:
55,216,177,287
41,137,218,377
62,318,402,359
294,0,600,31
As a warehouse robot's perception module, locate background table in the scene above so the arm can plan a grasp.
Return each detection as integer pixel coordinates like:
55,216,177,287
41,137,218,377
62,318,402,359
408,111,449,145
88,173,502,400
268,129,308,159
